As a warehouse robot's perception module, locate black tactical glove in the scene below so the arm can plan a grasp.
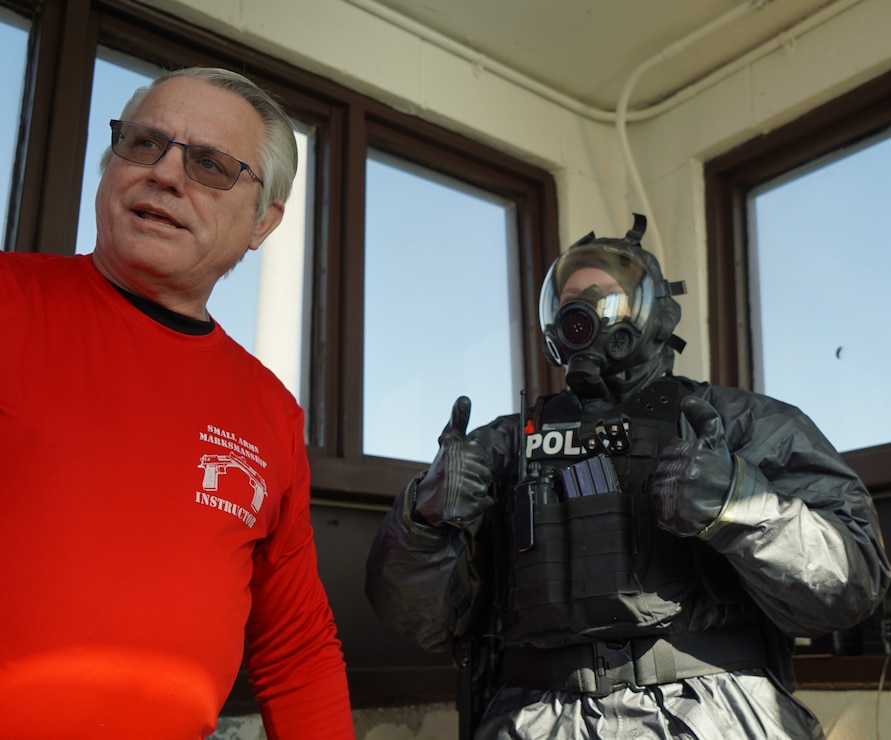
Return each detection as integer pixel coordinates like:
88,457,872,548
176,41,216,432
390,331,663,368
413,396,494,529
652,396,735,538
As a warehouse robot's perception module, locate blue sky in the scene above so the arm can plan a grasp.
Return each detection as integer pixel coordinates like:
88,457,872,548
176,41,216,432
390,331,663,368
751,135,891,452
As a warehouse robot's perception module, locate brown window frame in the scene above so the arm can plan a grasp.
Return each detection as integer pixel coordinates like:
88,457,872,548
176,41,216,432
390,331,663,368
705,69,891,690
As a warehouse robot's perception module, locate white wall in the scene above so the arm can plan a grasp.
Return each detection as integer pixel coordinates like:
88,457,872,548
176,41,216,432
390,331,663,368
142,0,891,736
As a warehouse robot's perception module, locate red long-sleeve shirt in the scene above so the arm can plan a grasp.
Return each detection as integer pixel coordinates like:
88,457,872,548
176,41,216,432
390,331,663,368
0,252,354,739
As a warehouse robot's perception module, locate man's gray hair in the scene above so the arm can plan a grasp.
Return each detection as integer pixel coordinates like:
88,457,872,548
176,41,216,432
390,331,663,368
102,66,298,219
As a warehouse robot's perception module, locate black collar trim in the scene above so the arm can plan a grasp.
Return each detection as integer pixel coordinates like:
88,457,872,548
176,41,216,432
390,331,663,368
110,282,215,336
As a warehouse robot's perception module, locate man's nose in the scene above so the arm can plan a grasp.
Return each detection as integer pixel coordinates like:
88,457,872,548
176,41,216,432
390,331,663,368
148,142,188,185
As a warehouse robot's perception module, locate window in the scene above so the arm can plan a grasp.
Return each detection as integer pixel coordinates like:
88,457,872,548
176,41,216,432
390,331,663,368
363,150,521,463
705,68,891,492
0,5,30,245
705,69,891,690
748,132,891,454
75,50,159,256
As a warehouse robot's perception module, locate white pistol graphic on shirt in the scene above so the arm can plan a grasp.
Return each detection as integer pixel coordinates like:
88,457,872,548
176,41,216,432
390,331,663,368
198,452,268,513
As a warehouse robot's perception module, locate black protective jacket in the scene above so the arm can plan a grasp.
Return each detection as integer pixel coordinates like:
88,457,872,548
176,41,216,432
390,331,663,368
366,376,889,739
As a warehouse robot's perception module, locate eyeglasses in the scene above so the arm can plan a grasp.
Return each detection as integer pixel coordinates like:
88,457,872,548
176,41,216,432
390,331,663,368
109,119,264,190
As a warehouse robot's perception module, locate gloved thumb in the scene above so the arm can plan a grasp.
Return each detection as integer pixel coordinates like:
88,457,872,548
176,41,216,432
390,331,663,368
680,396,726,451
439,396,471,444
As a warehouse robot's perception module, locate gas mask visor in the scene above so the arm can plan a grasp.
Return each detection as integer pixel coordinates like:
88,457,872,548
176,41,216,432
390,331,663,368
540,245,655,392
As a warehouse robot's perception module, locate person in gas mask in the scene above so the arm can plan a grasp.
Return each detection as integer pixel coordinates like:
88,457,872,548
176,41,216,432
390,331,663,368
365,214,889,739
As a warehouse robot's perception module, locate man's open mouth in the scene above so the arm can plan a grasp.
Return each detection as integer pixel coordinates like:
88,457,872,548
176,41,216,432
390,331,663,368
136,209,182,228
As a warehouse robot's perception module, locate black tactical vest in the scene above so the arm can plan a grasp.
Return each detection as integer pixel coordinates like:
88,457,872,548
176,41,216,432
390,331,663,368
501,376,742,647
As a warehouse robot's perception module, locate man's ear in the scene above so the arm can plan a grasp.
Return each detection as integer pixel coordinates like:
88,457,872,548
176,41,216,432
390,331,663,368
247,198,285,251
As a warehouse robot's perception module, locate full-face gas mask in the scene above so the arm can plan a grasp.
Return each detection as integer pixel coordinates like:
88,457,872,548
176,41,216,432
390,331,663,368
540,214,687,399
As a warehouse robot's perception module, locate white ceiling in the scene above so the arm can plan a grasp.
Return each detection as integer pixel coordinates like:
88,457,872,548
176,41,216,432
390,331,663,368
359,0,842,112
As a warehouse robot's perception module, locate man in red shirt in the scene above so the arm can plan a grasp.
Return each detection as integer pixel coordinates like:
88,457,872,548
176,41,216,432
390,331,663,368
0,67,354,739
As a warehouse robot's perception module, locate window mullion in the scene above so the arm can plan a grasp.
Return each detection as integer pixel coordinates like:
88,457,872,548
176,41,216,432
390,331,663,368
337,102,370,460
18,0,97,254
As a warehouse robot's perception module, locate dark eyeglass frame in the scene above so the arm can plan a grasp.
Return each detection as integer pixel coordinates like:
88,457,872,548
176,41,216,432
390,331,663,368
109,119,264,190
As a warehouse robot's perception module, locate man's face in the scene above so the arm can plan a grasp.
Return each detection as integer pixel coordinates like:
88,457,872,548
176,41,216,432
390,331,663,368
93,76,283,318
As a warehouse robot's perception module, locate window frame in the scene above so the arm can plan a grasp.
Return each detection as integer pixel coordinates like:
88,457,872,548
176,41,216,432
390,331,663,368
704,68,891,690
703,68,891,496
309,111,561,503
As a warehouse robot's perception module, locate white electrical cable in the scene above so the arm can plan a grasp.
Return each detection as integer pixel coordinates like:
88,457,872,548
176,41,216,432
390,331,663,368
613,1,766,262
343,0,865,259
343,0,864,124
